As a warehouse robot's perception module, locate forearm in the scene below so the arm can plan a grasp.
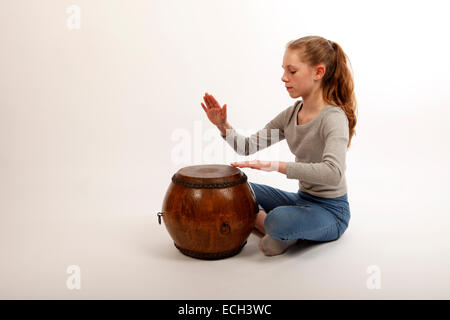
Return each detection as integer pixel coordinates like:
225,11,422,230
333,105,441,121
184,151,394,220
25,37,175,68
285,161,342,186
217,121,233,137
277,161,287,175
219,123,285,156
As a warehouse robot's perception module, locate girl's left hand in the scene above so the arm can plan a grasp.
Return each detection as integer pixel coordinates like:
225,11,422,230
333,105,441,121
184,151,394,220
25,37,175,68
230,160,279,172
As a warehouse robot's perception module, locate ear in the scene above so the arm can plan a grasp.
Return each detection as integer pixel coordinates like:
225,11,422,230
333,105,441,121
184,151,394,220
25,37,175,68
314,64,326,80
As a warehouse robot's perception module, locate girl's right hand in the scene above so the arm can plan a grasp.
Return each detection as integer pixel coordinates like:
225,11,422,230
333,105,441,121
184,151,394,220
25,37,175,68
201,93,227,127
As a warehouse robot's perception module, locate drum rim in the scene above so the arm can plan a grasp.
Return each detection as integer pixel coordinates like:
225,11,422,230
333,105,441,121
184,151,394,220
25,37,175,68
171,172,248,189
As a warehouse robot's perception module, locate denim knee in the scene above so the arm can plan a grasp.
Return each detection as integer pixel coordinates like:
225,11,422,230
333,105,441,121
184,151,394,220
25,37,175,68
263,207,298,241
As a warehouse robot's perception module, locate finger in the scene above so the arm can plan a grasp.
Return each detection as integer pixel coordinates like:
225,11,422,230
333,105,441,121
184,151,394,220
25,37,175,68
201,102,207,112
205,95,217,109
210,95,221,108
203,95,212,109
205,93,215,107
203,93,211,107
232,162,246,167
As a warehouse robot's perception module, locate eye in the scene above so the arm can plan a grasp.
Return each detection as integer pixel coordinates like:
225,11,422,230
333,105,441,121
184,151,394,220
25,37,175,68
290,71,296,74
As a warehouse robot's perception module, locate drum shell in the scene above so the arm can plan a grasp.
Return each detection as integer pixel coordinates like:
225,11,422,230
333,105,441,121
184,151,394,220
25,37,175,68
162,180,258,258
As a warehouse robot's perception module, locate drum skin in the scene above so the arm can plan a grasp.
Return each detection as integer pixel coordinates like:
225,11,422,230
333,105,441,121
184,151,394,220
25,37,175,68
160,164,259,259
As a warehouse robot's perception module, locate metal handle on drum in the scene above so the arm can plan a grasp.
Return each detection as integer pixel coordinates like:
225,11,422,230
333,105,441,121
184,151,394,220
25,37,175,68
157,212,163,225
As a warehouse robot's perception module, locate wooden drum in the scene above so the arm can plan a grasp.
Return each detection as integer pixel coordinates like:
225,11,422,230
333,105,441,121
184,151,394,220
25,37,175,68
157,164,259,259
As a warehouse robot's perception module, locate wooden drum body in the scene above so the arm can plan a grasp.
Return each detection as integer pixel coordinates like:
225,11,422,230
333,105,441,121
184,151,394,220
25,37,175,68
158,164,259,259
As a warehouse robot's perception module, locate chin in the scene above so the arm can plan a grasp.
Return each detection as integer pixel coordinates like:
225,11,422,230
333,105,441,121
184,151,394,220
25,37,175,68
289,91,301,99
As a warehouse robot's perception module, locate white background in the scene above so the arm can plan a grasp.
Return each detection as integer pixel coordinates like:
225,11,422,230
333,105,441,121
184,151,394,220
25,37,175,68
1,0,450,299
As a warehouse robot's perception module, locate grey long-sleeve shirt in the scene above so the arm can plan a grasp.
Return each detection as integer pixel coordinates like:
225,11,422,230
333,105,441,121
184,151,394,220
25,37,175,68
221,100,349,198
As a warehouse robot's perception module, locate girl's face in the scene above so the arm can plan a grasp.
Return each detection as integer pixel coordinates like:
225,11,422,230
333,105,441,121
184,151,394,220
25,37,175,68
281,49,323,99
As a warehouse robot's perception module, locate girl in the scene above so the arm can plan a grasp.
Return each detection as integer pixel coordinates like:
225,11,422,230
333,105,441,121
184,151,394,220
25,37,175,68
201,35,357,256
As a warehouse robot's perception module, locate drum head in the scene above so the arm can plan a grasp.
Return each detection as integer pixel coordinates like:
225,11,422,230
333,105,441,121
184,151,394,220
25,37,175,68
172,164,246,189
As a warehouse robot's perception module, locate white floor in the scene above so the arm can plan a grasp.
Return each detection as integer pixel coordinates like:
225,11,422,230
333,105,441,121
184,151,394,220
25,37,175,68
1,204,449,299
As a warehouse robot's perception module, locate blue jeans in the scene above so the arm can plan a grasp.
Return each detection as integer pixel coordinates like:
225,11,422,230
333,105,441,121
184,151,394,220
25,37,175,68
249,182,351,242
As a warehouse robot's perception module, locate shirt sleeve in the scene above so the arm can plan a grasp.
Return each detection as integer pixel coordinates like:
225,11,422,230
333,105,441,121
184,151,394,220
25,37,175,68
220,108,287,156
285,109,349,186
